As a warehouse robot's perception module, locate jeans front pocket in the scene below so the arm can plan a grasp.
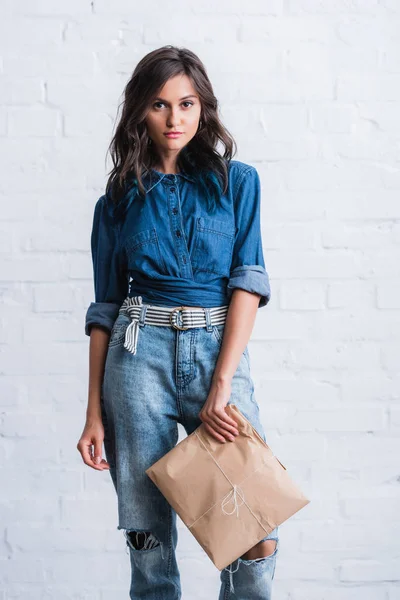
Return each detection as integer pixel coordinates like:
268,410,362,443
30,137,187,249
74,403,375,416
211,323,250,366
124,228,167,279
108,314,130,348
192,217,236,278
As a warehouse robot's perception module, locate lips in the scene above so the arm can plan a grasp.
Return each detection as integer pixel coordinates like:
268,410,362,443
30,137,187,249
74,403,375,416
164,132,183,137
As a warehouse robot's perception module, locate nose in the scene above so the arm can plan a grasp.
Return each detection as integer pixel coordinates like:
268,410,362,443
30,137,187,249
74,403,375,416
166,108,181,127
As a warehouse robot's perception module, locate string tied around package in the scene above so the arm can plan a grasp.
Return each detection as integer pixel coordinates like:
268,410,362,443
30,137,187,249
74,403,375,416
221,484,245,518
192,430,275,595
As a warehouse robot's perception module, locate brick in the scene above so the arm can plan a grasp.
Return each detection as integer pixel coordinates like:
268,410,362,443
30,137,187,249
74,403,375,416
340,558,400,582
8,108,61,137
280,282,326,310
289,406,386,432
377,284,400,308
286,0,381,14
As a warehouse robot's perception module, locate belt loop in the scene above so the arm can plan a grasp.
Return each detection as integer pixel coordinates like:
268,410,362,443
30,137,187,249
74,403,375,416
204,308,213,332
139,304,148,327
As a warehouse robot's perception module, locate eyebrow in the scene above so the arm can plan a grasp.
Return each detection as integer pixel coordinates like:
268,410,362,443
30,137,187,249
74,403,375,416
153,95,198,102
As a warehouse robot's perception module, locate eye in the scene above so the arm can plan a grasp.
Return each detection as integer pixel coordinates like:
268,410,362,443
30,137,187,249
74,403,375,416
152,101,194,109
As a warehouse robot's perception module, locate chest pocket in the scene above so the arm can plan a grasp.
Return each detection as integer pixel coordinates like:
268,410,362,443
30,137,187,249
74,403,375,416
191,217,237,277
124,228,167,279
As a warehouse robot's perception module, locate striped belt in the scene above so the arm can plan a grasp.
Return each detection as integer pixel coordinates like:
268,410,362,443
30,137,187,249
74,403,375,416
118,296,229,354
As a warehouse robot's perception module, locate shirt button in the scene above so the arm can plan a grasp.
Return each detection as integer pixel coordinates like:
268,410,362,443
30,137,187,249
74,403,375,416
172,207,178,215
176,230,181,237
170,186,176,193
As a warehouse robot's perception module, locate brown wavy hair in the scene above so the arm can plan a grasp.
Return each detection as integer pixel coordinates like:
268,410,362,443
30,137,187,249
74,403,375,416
104,45,237,214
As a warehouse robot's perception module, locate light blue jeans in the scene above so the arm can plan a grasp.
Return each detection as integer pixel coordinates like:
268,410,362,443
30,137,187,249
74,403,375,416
101,297,279,599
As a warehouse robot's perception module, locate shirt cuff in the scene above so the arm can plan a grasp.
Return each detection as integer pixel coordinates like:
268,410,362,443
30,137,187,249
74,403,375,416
226,265,271,308
85,301,122,336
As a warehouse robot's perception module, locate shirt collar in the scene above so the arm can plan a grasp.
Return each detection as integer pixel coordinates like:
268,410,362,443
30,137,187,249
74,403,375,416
140,167,196,192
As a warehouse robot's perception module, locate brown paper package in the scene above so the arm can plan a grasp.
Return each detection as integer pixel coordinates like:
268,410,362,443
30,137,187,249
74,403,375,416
146,403,310,570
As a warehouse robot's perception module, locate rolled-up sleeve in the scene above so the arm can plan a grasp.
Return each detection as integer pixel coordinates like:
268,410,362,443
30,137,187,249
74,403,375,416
227,167,271,308
85,194,127,336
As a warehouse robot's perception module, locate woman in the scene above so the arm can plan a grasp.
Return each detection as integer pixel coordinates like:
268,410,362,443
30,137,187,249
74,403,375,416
77,45,279,600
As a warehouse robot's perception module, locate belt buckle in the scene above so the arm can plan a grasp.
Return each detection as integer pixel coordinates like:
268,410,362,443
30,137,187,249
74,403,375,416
170,306,191,330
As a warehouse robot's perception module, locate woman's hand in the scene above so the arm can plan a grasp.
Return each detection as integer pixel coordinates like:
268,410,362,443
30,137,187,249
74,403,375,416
199,379,240,443
77,416,110,471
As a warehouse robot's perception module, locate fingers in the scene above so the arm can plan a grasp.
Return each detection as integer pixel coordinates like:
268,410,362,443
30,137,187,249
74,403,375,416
91,444,110,469
203,421,228,443
76,437,110,471
93,437,104,466
200,407,240,443
209,409,239,436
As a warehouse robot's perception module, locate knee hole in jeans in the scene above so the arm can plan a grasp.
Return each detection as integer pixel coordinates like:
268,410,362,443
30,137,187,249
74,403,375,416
240,539,278,561
124,530,161,551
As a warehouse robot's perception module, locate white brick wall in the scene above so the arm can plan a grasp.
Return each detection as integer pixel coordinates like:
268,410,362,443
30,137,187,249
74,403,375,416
1,0,399,598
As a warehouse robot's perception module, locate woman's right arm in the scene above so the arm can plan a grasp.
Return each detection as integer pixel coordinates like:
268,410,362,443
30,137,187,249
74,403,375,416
77,193,127,471
87,327,110,421
76,327,111,470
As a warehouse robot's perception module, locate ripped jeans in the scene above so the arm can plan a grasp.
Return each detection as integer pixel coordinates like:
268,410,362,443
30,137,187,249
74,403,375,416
101,297,279,599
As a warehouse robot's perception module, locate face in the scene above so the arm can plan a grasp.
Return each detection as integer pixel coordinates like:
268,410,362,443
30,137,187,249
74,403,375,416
144,73,202,155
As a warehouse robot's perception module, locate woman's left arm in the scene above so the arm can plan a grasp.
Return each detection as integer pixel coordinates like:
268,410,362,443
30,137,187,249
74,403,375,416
199,288,261,443
199,166,270,443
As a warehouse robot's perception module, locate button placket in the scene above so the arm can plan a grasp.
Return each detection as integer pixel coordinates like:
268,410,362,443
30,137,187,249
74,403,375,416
168,177,193,279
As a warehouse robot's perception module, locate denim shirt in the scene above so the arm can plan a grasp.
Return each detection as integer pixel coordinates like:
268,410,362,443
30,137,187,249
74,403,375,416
85,159,271,336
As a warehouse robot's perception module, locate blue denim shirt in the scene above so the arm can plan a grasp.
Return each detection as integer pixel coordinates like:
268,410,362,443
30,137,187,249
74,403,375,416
85,159,271,336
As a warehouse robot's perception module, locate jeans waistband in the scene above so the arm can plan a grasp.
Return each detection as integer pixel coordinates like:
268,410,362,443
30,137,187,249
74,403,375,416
118,295,229,354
